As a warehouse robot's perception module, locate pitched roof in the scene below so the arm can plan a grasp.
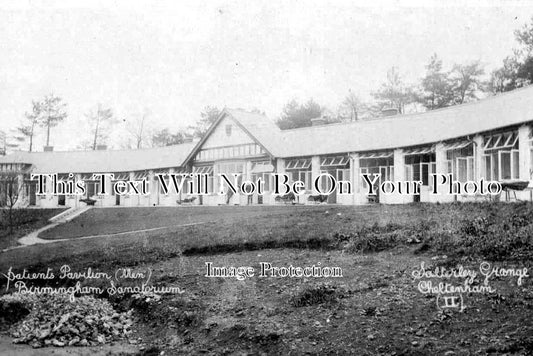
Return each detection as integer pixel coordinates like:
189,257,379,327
181,108,286,164
224,109,286,156
277,85,533,157
0,143,195,173
1,86,532,172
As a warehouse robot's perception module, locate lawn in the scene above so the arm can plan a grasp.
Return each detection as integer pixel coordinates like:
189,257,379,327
0,208,66,250
38,203,462,240
4,204,463,271
0,202,532,355
38,205,331,239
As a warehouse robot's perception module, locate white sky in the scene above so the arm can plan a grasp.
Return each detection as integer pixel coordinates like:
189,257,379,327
1,0,533,151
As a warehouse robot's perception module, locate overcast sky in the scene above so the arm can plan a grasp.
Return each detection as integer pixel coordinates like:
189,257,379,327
1,0,533,151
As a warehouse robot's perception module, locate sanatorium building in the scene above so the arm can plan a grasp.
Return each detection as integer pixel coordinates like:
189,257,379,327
1,85,533,208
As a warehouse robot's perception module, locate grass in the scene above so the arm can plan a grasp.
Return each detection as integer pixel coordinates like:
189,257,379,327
0,202,532,354
39,202,465,240
3,202,532,274
39,205,330,239
3,203,465,273
0,208,66,250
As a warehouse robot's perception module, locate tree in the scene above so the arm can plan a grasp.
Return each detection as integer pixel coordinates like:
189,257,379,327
450,61,485,104
514,17,533,56
372,67,415,114
4,130,26,153
0,172,23,234
338,91,361,121
489,56,521,93
249,107,265,115
490,17,533,93
151,128,190,147
17,101,41,152
37,94,67,147
418,54,454,110
190,106,221,138
86,104,116,150
276,99,323,129
124,109,151,149
516,56,533,84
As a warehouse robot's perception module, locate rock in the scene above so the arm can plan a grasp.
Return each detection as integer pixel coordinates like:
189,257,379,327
69,327,80,335
29,340,43,348
52,339,65,347
411,341,419,347
2,294,133,348
38,328,51,340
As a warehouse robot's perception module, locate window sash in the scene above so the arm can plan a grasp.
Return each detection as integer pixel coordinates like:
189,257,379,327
320,156,350,167
484,131,519,151
286,159,311,170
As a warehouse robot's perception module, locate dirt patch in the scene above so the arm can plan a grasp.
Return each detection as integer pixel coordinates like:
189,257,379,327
290,284,347,307
0,298,30,330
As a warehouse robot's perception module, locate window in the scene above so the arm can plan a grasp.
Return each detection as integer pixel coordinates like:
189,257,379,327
492,153,499,180
286,159,312,170
360,166,381,192
318,171,333,193
445,142,474,182
334,169,350,194
404,153,435,186
500,151,511,180
225,124,232,136
360,157,394,192
512,151,519,179
86,182,99,197
483,131,520,181
252,173,271,192
321,156,350,167
298,171,312,191
337,169,350,181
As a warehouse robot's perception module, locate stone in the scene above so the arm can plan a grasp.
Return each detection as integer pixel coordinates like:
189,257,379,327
52,339,65,347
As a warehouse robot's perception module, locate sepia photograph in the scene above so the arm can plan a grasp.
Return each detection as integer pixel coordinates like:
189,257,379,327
0,0,533,355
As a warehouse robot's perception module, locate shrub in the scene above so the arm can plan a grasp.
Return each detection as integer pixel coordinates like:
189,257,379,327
345,230,398,253
460,216,490,237
290,285,344,307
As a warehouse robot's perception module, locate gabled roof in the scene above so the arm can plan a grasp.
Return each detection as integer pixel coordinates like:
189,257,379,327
276,85,533,157
0,143,195,173
182,108,286,165
1,86,532,172
224,109,286,156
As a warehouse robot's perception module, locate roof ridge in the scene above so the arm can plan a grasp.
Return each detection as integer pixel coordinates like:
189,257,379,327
6,142,195,155
279,84,533,133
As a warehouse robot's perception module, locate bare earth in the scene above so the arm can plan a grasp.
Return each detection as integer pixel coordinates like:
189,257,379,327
1,204,532,355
